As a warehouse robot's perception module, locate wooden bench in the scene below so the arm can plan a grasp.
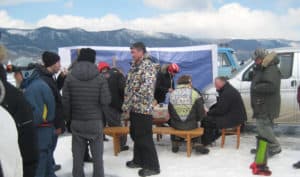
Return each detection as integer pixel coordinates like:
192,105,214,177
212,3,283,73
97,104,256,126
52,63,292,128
124,118,169,142
103,127,204,157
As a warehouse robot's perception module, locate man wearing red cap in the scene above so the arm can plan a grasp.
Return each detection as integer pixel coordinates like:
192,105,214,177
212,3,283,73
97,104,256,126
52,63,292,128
98,61,129,151
155,63,179,103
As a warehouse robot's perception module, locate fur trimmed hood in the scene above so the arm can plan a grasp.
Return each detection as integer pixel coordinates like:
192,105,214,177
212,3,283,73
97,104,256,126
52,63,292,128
262,51,279,67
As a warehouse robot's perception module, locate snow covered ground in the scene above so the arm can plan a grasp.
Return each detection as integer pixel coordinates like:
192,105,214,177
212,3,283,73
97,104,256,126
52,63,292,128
55,133,300,177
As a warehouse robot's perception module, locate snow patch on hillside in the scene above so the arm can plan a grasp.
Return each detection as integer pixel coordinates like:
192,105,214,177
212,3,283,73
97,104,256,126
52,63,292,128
7,29,33,36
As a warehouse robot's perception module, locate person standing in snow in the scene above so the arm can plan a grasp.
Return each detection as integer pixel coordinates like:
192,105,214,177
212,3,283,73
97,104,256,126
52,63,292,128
154,63,179,103
36,51,66,172
63,53,94,163
98,61,129,152
293,85,300,169
123,42,160,177
0,45,38,177
1,68,39,177
62,48,111,177
0,105,23,177
0,58,23,177
14,67,56,177
250,49,282,156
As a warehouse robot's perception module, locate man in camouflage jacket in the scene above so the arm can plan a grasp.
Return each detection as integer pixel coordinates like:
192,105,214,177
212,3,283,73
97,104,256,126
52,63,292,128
122,42,160,177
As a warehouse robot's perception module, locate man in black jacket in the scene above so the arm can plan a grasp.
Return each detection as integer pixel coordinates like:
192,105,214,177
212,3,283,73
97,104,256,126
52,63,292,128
203,77,247,145
98,62,129,151
207,77,247,129
154,63,179,103
63,48,111,177
37,51,66,172
0,63,38,177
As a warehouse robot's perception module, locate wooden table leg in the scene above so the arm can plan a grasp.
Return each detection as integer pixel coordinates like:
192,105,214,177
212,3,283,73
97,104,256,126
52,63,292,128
116,135,121,154
155,124,163,142
186,135,191,157
113,134,119,156
221,129,226,148
237,126,241,149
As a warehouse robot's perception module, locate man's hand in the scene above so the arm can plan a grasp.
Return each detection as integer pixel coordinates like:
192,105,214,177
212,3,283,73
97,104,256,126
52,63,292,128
168,88,174,92
60,68,68,77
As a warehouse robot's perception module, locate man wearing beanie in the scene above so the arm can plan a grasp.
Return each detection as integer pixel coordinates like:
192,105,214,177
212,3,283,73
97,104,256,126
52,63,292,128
37,51,66,172
62,48,111,177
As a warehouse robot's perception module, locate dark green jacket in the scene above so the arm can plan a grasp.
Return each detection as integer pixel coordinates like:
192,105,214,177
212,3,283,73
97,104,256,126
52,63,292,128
250,54,281,119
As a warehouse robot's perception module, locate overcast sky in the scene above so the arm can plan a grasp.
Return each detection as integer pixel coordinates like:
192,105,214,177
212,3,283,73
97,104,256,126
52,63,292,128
0,0,300,40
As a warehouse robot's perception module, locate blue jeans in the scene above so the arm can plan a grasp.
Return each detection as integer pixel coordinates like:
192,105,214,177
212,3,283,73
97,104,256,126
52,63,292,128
35,127,57,177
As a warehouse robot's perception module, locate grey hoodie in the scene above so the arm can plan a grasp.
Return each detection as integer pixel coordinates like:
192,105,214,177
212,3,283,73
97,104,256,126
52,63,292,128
62,61,111,122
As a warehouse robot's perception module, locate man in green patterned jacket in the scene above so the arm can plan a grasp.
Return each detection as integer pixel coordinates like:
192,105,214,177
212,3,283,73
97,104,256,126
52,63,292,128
122,42,160,177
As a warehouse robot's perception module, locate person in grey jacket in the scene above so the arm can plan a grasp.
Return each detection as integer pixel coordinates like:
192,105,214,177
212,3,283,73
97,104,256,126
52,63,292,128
62,48,111,177
250,48,281,157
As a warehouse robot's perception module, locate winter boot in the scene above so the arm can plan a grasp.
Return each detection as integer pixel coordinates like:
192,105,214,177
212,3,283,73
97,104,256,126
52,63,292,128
250,137,272,176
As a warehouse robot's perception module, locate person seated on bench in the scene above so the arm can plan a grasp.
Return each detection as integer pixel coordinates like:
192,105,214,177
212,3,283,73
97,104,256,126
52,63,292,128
168,75,209,154
202,76,247,145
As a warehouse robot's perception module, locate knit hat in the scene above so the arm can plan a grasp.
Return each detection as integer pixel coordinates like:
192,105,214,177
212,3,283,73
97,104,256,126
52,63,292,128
77,48,96,63
98,62,110,72
42,51,60,67
252,48,268,60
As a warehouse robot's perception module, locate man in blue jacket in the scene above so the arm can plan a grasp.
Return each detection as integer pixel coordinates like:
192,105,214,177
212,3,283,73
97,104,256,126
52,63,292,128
15,68,56,177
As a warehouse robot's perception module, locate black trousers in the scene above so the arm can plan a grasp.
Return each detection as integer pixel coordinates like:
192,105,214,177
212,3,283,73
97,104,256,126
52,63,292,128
23,162,37,177
130,112,160,171
201,117,221,146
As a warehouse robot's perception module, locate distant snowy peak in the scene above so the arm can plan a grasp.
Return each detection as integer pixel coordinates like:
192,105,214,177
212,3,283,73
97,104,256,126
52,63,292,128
6,29,33,37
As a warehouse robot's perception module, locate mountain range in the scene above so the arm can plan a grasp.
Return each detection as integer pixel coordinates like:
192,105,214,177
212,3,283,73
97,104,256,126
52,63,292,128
0,27,299,61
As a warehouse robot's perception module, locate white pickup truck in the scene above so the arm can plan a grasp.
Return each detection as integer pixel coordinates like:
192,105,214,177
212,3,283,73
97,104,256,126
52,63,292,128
204,47,300,124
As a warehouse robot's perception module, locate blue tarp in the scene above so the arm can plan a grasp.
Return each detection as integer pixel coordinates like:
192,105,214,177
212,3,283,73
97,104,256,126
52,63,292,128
69,47,215,91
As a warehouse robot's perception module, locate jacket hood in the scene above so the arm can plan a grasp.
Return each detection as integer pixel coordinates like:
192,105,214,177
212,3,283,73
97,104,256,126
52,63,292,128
21,69,40,89
35,64,53,77
71,61,99,81
262,52,279,67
